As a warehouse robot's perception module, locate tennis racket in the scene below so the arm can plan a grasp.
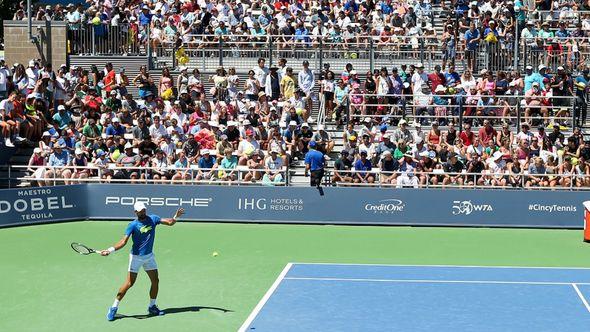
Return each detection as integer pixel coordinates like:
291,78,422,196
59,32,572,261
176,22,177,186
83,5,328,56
71,242,100,255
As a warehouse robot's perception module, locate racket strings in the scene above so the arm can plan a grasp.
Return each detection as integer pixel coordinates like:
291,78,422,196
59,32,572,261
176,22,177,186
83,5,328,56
71,243,92,255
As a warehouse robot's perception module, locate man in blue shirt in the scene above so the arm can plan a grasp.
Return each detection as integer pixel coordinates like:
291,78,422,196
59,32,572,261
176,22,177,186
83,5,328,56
464,23,480,71
196,149,217,180
304,140,325,187
45,141,72,185
354,150,375,183
52,105,72,130
101,202,185,321
106,118,126,137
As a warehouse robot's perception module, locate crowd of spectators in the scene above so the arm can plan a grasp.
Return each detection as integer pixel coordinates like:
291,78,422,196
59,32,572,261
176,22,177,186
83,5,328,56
0,55,586,189
9,0,590,68
2,0,590,188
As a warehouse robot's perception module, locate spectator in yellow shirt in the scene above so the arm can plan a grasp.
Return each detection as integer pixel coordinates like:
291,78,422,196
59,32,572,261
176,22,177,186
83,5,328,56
280,67,297,100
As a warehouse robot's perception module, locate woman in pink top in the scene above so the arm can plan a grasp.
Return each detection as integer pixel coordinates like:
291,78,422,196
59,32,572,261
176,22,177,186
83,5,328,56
479,71,496,94
158,67,174,99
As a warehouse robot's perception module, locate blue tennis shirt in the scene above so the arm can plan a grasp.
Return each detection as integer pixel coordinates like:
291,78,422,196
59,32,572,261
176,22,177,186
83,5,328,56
125,214,161,255
305,149,325,171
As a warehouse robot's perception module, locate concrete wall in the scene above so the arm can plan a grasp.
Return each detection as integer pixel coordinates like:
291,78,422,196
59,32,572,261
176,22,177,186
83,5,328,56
3,21,67,67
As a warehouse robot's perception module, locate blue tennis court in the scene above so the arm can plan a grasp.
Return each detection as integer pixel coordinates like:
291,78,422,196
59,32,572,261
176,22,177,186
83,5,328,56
239,263,590,332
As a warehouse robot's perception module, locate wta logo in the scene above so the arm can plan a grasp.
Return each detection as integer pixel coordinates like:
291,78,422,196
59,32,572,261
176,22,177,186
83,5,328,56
452,200,493,215
364,199,405,214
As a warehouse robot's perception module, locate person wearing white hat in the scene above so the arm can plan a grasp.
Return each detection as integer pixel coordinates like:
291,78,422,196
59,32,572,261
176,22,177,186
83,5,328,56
262,147,285,185
100,201,185,322
195,148,217,181
113,142,141,181
26,60,39,91
45,139,72,185
27,147,47,186
552,65,570,109
393,119,413,143
312,124,334,154
521,21,538,49
70,148,89,183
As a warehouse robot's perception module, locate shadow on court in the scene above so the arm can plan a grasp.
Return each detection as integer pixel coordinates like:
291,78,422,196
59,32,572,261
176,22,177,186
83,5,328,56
114,306,233,320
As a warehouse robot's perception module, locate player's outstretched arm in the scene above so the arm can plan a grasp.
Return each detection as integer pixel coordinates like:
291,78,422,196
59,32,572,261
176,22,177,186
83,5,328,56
100,235,130,256
161,208,185,226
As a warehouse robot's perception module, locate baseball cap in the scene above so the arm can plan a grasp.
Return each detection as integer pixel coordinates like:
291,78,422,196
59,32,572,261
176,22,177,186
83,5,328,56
124,142,133,149
134,202,147,212
301,123,310,128
112,117,120,123
309,140,317,148
57,105,66,111
201,149,210,155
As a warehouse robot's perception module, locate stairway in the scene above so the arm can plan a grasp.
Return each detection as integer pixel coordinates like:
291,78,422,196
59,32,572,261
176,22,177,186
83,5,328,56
0,145,33,188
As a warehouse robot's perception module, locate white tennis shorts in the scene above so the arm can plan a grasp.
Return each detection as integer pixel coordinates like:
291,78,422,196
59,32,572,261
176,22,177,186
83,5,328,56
128,253,158,273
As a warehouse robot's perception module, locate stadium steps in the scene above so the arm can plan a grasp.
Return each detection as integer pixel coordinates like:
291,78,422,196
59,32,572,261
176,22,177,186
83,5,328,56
68,55,149,97
0,146,33,188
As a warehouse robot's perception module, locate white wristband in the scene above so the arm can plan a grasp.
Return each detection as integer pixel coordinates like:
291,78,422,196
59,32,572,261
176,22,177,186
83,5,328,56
108,247,115,253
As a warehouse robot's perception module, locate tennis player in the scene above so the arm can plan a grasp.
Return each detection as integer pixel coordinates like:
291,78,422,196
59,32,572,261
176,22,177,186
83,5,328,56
100,202,184,321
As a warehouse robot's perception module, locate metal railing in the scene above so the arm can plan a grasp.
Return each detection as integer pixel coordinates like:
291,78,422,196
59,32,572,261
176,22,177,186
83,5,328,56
325,169,590,190
68,23,147,56
339,93,579,129
8,165,287,187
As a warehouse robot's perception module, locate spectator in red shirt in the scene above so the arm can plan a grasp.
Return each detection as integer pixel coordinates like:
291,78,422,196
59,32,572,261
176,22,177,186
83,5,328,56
477,119,496,144
459,123,475,146
428,65,446,93
103,63,116,94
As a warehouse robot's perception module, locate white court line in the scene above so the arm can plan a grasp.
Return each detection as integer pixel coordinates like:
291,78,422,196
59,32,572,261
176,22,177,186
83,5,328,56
291,262,590,270
284,277,590,286
238,263,293,332
572,284,590,314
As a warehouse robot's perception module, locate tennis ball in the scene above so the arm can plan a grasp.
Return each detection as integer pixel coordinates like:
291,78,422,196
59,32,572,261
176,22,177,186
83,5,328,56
212,251,219,257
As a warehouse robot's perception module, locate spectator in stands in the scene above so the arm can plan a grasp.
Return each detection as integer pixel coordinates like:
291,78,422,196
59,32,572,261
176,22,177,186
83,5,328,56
219,148,238,182
333,150,353,184
397,152,419,188
263,148,284,185
354,150,374,184
45,140,71,185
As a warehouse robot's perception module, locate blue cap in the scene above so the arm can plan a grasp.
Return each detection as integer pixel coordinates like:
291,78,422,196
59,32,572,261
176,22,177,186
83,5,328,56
309,141,317,148
380,124,388,132
96,150,105,157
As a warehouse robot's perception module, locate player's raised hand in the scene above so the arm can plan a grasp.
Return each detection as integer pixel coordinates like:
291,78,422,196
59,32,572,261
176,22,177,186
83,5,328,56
174,208,185,219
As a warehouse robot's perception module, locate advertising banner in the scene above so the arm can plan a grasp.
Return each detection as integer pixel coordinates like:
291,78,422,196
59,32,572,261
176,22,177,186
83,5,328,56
0,185,87,227
86,185,587,228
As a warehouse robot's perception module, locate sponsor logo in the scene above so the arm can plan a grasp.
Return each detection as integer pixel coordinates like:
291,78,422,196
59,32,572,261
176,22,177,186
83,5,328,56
105,197,212,208
140,225,152,234
0,188,75,221
528,204,577,213
452,200,493,215
364,199,405,214
238,198,304,211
